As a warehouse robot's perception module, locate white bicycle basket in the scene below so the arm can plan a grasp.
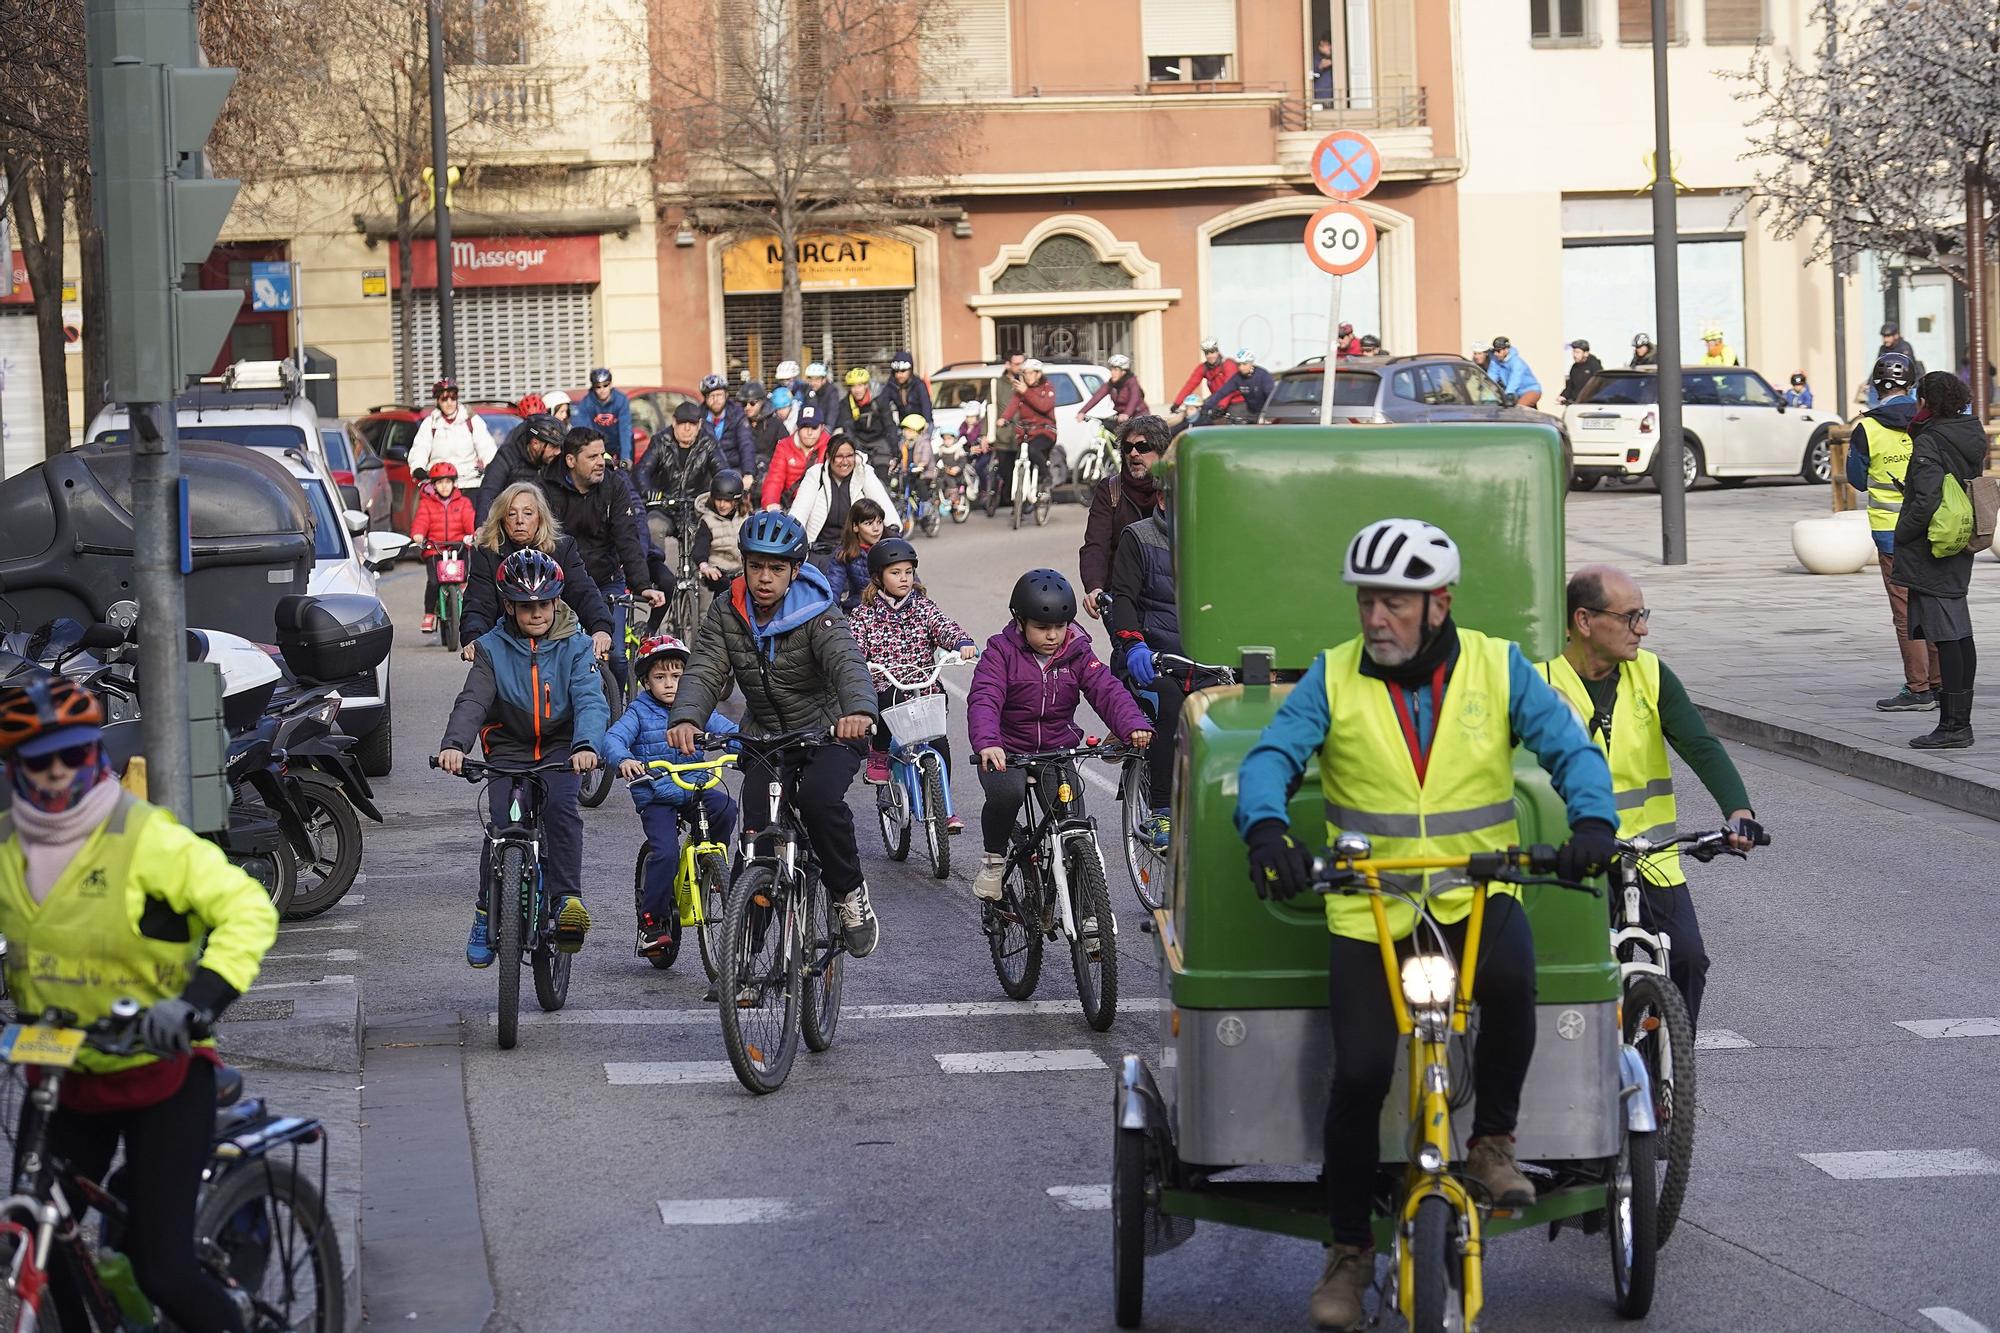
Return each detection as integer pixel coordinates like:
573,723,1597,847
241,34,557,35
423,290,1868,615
883,693,948,747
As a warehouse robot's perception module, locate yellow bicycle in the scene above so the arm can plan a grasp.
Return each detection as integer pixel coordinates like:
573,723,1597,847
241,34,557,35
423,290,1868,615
630,753,737,977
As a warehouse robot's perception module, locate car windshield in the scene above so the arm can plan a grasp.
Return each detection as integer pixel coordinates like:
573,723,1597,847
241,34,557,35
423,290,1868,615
100,422,312,452
1576,374,1657,406
319,429,354,473
933,380,991,410
304,480,347,562
1269,370,1379,407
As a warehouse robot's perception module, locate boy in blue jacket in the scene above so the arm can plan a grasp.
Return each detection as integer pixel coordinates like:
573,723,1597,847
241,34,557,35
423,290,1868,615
438,549,609,966
606,635,739,958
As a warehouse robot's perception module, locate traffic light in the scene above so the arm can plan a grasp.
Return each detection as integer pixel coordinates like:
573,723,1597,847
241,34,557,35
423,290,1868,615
88,0,243,404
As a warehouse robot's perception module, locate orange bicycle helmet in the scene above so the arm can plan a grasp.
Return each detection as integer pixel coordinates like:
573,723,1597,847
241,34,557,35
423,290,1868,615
0,676,105,757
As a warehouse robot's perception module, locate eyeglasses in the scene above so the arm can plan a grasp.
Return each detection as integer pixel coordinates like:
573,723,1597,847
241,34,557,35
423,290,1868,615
1583,606,1651,631
19,744,95,772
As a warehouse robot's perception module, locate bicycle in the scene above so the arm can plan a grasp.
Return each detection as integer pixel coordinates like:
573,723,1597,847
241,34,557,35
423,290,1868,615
983,738,1135,1032
431,755,580,1049
1071,418,1120,492
715,728,849,1094
936,440,977,524
629,752,738,977
0,1001,343,1332
425,541,470,653
1115,650,1236,913
649,494,707,642
984,438,1054,528
1610,824,1768,1246
870,653,974,880
577,596,649,810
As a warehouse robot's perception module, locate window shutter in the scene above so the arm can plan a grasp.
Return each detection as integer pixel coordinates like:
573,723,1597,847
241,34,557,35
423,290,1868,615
1141,0,1237,58
1704,0,1763,42
1618,0,1680,42
922,0,1011,98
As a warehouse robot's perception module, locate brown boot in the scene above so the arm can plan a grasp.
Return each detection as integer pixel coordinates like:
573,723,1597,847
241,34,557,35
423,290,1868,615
1466,1135,1535,1207
1308,1243,1374,1330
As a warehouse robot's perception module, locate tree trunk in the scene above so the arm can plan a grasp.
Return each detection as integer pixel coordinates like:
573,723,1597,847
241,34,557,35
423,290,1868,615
778,215,803,366
395,197,416,404
7,154,72,457
77,171,108,428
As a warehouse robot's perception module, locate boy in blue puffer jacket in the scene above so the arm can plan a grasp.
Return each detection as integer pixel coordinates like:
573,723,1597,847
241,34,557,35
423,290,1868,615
605,635,738,958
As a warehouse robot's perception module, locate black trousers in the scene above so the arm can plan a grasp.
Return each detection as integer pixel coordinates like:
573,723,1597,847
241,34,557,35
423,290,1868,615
1133,672,1186,807
1323,896,1537,1246
26,1060,246,1332
1639,881,1711,1029
738,741,866,895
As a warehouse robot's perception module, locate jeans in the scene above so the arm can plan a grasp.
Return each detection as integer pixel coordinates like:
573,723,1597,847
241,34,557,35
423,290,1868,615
481,768,583,905
1323,896,1537,1246
1639,881,1711,1028
739,741,866,895
636,791,738,923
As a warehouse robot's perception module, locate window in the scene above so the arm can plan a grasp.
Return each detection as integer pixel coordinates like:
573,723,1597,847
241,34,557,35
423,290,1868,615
1455,367,1505,406
993,235,1133,293
1143,0,1236,82
1617,0,1681,44
1717,372,1778,406
1703,0,1764,43
97,423,312,452
993,316,1133,366
1269,371,1381,408
1050,376,1084,407
445,0,529,66
1531,0,1594,45
320,429,355,473
921,0,1011,98
1576,374,1657,406
1681,373,1723,406
304,482,350,562
1392,365,1467,406
934,379,994,410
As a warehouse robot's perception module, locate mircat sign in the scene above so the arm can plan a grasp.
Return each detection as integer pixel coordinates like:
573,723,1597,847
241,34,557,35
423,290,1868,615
721,233,917,294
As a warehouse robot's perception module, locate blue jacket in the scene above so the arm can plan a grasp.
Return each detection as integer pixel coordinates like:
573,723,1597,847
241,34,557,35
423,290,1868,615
1486,352,1541,399
828,549,870,612
1846,395,1918,554
1203,366,1276,418
603,691,738,809
1783,386,1813,408
439,602,609,763
1233,632,1615,838
580,387,634,463
705,402,758,477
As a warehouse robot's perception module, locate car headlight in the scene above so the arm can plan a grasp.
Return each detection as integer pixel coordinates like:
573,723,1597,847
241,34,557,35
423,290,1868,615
1400,955,1456,1008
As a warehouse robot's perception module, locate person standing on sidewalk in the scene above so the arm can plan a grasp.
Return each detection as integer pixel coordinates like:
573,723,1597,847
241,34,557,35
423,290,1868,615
1892,371,1985,749
1847,352,1942,713
1559,340,1602,407
1541,565,1764,1026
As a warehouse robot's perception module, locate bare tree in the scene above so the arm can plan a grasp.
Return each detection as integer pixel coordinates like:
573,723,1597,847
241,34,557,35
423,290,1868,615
653,0,967,367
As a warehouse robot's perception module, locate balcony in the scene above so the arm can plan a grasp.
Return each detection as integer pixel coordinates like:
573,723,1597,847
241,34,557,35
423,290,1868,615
446,65,648,165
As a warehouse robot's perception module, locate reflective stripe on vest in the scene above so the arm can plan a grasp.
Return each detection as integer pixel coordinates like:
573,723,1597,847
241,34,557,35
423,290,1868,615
1864,421,1914,533
1318,630,1521,942
1539,650,1683,887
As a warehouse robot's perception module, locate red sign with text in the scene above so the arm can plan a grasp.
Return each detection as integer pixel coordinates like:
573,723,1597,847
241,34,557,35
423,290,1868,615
2,252,31,305
409,234,602,289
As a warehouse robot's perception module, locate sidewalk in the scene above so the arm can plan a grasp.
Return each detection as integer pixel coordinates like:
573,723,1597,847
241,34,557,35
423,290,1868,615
1566,482,2000,819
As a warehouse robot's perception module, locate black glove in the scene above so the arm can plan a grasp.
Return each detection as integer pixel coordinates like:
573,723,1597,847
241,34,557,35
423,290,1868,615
139,997,200,1056
1726,815,1767,847
1554,818,1619,884
1246,820,1314,901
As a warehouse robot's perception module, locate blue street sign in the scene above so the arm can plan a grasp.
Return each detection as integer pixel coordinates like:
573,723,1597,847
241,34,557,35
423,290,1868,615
250,261,293,313
1310,131,1382,201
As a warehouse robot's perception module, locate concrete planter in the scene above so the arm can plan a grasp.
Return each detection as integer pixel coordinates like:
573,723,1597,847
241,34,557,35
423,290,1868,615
1792,510,1875,574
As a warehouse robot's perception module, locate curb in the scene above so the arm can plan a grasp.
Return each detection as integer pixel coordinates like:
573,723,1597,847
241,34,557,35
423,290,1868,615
221,975,362,1074
1696,703,2000,822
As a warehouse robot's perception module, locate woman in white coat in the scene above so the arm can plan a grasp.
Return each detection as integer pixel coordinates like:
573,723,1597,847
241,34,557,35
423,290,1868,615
789,434,902,566
408,378,498,490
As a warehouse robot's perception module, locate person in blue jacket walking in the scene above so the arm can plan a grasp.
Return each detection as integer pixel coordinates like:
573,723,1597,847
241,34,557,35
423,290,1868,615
605,634,739,958
1484,336,1542,409
582,367,634,464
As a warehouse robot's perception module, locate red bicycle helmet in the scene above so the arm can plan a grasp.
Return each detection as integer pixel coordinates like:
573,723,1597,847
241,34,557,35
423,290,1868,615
427,460,460,482
432,377,459,398
516,392,548,416
633,635,691,678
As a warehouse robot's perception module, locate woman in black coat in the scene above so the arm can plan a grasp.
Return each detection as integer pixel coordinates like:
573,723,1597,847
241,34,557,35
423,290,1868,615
459,480,615,660
1892,371,1985,748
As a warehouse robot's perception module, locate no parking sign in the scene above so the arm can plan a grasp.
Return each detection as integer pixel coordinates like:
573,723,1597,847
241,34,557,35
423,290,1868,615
1305,131,1381,422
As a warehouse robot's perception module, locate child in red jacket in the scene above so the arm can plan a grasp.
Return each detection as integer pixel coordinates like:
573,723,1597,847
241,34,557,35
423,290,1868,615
410,460,478,634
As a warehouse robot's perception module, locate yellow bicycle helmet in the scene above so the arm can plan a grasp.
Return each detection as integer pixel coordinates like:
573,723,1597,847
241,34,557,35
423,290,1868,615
844,367,872,387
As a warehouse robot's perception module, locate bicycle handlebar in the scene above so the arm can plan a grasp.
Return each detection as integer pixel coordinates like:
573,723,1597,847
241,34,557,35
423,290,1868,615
867,653,975,692
429,755,576,781
629,752,739,792
1312,845,1599,897
1004,738,1141,769
1621,826,1771,864
12,1001,211,1060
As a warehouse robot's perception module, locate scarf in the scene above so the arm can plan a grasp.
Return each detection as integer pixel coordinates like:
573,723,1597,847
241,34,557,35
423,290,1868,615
10,771,121,904
1121,466,1159,511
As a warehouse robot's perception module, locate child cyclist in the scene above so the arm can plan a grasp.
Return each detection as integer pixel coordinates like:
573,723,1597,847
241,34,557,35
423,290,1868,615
605,636,739,959
665,511,883,956
437,549,607,964
848,537,976,822
690,469,749,596
966,569,1152,903
410,459,477,636
827,497,886,613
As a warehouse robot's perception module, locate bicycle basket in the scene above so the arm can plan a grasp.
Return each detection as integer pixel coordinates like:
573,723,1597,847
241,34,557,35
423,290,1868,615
883,692,947,746
436,548,469,584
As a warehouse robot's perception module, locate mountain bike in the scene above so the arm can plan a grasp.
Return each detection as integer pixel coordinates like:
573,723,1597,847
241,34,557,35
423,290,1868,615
432,755,579,1049
425,541,469,652
646,494,706,642
0,1001,343,1333
1611,824,1768,1245
983,738,1136,1032
716,729,848,1093
870,653,974,880
629,752,738,977
1071,418,1120,492
1116,651,1236,913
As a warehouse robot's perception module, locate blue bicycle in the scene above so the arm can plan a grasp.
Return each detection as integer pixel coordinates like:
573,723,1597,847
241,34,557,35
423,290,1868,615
870,653,974,878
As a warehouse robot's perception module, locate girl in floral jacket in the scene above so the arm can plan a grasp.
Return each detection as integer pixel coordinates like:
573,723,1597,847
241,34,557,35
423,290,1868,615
848,536,975,826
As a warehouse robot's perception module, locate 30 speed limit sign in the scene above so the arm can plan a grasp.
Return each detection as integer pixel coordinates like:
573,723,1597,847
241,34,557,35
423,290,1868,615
1304,203,1377,276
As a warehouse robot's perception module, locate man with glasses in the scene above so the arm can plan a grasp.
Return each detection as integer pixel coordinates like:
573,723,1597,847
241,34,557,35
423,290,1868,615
1540,564,1764,1027
1078,414,1171,620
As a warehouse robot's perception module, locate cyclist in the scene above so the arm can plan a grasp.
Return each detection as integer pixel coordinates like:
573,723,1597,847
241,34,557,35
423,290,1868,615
828,498,888,614
1232,519,1616,1331
801,361,839,423
542,426,666,687
543,388,574,424
582,367,635,465
1076,352,1148,424
1698,326,1739,368
689,469,749,598
409,459,477,635
879,350,934,430
790,434,902,566
665,512,883,957
408,377,497,493
478,410,568,523
439,549,607,965
0,677,277,1333
835,367,897,482
1079,413,1171,619
1105,476,1182,849
605,635,738,959
848,536,976,810
995,358,1059,509
761,402,831,511
1629,333,1656,368
460,481,615,662
966,570,1152,903
1357,334,1382,356
1484,336,1542,408
1334,322,1362,357
638,400,724,572
700,372,757,477
1200,349,1275,421
1541,564,1762,1027
1170,337,1239,419
895,410,937,511
742,380,787,479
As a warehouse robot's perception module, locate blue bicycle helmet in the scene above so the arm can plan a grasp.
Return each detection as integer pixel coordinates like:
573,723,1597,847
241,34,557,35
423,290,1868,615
739,511,808,562
496,549,565,603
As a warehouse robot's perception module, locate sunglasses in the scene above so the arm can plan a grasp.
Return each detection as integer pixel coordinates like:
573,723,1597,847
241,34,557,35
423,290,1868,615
19,744,96,772
1122,440,1159,455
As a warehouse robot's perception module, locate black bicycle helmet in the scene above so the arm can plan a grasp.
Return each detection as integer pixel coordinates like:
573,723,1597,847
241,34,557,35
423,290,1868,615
740,380,767,403
1009,568,1077,624
523,412,566,448
496,549,565,603
868,537,919,579
739,510,808,562
710,469,747,502
1870,352,1916,396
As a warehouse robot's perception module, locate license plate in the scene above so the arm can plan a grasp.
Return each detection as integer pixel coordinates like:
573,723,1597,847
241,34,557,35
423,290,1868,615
1581,417,1618,430
0,1024,85,1068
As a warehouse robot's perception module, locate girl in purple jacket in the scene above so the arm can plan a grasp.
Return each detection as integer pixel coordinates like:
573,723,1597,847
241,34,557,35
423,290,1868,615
966,569,1152,902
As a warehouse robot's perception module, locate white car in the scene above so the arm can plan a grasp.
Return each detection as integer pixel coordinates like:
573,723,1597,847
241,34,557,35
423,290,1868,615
930,359,1114,487
1563,367,1836,491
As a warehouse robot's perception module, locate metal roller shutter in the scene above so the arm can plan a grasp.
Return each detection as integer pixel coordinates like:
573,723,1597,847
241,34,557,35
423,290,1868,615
0,310,46,478
392,283,596,401
724,291,911,384
923,0,1011,98
1142,0,1236,57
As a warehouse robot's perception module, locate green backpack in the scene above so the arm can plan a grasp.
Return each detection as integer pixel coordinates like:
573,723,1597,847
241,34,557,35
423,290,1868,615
1930,472,1975,557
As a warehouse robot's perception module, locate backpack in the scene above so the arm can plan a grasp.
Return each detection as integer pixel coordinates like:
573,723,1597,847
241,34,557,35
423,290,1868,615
1930,471,1999,557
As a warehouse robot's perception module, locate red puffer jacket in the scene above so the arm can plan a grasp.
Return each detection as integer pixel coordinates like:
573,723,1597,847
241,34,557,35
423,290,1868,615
1000,379,1058,442
410,484,477,548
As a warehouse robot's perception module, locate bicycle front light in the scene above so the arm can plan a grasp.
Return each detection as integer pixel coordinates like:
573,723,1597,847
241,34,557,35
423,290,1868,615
1400,955,1456,1008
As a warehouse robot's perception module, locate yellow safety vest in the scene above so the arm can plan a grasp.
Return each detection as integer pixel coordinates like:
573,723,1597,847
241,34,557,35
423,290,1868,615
1862,419,1914,534
1539,650,1683,887
1319,629,1520,942
1699,345,1737,367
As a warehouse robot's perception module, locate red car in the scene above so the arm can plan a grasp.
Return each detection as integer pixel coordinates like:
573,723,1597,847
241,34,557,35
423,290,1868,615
356,400,524,530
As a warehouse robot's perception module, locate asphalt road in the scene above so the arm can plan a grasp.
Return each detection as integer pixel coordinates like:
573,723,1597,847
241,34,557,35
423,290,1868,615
351,495,1999,1333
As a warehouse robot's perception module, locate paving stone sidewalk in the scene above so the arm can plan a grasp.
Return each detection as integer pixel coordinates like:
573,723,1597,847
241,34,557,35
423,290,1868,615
1566,482,2000,818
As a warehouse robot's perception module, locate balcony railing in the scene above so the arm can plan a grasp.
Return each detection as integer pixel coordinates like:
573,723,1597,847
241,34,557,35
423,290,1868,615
1277,82,1428,132
452,67,558,129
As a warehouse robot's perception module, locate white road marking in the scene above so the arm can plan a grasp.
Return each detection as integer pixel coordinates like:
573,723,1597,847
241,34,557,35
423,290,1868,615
1800,1150,2000,1181
491,998,1168,1026
250,975,356,991
1897,1018,2000,1040
263,948,359,963
935,1049,1108,1074
941,675,1120,796
658,1198,803,1225
1047,1184,1112,1211
1920,1308,1995,1333
277,921,358,935
1695,1028,1754,1049
332,894,365,907
605,1061,739,1085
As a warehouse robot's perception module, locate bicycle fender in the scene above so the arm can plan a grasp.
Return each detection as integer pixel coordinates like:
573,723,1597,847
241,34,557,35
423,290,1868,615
1118,1054,1158,1131
1618,1044,1658,1133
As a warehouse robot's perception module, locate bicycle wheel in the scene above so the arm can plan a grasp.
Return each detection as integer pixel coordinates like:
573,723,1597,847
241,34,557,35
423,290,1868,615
876,775,911,861
718,864,800,1094
670,586,702,641
579,674,618,809
1410,1195,1464,1333
1011,485,1025,530
1066,840,1118,1032
441,589,462,653
800,869,843,1053
922,758,950,880
1034,485,1052,527
1119,757,1167,914
987,831,1044,1000
1112,1122,1148,1329
195,1152,345,1333
1609,1129,1660,1318
1622,969,1696,1244
636,845,681,972
692,850,728,982
533,933,572,1012
494,845,526,1049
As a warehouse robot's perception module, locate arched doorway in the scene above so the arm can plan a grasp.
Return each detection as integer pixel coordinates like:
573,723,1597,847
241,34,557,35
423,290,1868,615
971,216,1178,388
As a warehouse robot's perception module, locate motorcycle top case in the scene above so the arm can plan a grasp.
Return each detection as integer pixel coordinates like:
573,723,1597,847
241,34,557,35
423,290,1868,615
274,594,392,683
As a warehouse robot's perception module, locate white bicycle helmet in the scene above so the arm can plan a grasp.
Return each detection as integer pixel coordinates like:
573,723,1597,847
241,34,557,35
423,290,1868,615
805,361,829,378
1342,518,1461,590
1107,353,1132,370
1236,348,1258,366
1199,336,1221,353
775,359,800,380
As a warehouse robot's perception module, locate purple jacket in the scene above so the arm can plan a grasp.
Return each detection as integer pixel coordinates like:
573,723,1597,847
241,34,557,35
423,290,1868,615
967,621,1150,754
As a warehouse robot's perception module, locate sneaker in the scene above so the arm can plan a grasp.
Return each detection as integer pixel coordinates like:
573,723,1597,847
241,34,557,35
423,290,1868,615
420,613,438,634
554,896,592,954
465,910,495,968
636,913,674,956
972,855,1006,901
1465,1135,1536,1208
1308,1243,1375,1330
1877,686,1939,712
1079,915,1099,943
1145,809,1171,852
864,751,891,785
837,883,880,958
945,815,965,835
735,984,762,1008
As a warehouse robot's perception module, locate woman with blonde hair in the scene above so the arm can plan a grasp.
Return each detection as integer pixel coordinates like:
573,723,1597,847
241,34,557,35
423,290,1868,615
458,481,615,661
